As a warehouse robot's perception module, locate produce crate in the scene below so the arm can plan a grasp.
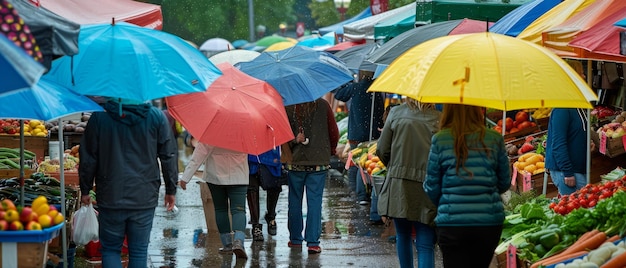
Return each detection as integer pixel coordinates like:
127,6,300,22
372,175,385,195
514,171,557,197
0,223,63,268
493,251,531,268
598,132,626,158
535,117,550,130
47,171,79,187
504,126,541,142
0,168,35,179
0,135,48,163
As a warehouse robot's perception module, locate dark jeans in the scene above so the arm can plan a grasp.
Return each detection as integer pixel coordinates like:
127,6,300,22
207,183,248,234
437,225,503,268
98,207,155,268
248,169,282,224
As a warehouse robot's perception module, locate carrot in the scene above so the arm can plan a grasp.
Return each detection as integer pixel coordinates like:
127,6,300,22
577,229,601,244
600,250,626,268
606,234,621,243
561,231,607,255
530,251,589,268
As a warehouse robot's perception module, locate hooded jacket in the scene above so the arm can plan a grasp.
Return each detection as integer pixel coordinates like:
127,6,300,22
79,101,179,210
544,108,588,177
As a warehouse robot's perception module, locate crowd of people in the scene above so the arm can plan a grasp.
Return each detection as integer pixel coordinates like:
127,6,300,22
77,86,595,268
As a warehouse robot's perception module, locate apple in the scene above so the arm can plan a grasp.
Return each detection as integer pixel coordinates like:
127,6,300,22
0,220,8,230
4,209,19,222
1,199,16,211
19,206,33,223
26,221,42,231
9,220,24,231
0,210,5,219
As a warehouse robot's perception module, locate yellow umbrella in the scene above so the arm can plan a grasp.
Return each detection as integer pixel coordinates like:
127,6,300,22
368,32,598,111
264,41,295,52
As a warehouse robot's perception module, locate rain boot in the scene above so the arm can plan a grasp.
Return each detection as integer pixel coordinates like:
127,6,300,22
232,231,248,259
265,188,280,236
219,233,233,254
252,224,264,241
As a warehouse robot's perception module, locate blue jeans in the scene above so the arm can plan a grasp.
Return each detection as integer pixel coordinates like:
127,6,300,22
549,170,587,196
207,183,248,236
370,190,381,221
287,170,327,247
394,218,436,268
98,207,155,268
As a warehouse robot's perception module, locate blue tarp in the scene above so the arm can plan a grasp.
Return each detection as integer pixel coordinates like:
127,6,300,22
489,0,561,37
319,7,372,35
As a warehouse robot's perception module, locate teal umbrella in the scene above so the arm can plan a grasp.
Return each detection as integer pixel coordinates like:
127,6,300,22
0,28,45,95
45,22,222,102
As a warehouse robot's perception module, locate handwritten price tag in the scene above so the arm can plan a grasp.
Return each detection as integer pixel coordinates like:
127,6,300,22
522,172,532,192
599,131,607,155
507,244,517,268
511,167,518,186
622,135,626,152
345,151,353,170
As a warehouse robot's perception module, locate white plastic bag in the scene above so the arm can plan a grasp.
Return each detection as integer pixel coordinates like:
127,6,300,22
72,203,99,246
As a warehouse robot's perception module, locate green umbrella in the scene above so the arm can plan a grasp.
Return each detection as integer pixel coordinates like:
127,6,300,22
256,35,290,48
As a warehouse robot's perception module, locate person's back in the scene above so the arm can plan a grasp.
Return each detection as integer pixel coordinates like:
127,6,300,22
79,99,178,267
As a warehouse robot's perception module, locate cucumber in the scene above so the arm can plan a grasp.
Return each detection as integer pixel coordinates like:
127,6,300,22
0,158,20,169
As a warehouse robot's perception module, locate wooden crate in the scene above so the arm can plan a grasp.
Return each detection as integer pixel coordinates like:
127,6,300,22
598,132,625,158
514,171,557,197
0,241,48,268
48,171,79,187
0,135,48,163
0,169,35,179
536,117,550,130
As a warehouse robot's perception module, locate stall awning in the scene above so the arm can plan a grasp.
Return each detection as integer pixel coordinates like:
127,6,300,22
343,2,415,42
38,0,162,29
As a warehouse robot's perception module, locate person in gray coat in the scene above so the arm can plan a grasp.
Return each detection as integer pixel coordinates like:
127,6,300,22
376,98,440,268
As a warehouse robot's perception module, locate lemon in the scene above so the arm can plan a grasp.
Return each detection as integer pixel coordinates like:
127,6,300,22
36,132,47,137
31,195,48,211
29,119,42,128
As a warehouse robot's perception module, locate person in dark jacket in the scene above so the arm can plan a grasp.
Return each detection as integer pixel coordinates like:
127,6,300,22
376,99,440,268
284,98,339,254
79,98,179,268
424,104,511,268
334,71,384,205
544,108,591,195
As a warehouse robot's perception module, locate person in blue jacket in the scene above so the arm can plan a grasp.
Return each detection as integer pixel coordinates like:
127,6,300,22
334,71,384,205
544,108,591,196
424,104,511,268
247,147,284,242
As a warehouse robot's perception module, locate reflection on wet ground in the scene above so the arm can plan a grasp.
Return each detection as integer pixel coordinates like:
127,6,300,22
146,142,436,267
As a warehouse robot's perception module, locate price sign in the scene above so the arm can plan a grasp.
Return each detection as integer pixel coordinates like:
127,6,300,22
599,131,607,155
511,167,518,186
622,135,626,151
507,244,517,268
522,172,532,192
345,151,353,170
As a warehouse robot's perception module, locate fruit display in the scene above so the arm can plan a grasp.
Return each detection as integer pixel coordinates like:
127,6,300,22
0,196,65,231
350,142,386,176
548,177,625,215
597,121,626,139
0,119,48,136
513,152,546,176
505,134,547,157
531,107,552,119
0,172,78,216
492,111,537,135
37,155,79,173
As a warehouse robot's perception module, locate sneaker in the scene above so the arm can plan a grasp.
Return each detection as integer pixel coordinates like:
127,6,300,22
232,240,248,259
307,246,322,254
288,241,302,248
252,224,264,241
218,244,233,254
358,200,370,205
265,214,277,236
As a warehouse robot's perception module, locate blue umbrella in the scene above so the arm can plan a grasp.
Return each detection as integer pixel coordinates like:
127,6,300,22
45,22,222,102
236,46,353,106
615,17,626,28
297,35,335,51
0,34,45,95
0,77,103,120
489,0,562,37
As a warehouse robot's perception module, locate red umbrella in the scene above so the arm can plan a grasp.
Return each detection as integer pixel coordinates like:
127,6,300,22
0,0,42,62
567,6,626,62
166,63,294,155
325,40,366,53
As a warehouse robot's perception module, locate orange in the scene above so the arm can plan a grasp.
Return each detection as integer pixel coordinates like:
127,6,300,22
371,156,380,162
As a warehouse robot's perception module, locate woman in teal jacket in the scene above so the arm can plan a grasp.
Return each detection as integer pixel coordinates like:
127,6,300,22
424,104,511,268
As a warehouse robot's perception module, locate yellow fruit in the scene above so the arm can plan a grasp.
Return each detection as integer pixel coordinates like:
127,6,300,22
47,209,59,219
34,203,49,216
36,125,46,131
53,213,65,225
24,132,32,136
29,119,42,128
23,125,30,132
371,167,381,174
38,214,52,228
36,132,47,137
31,196,48,211
376,161,385,168
4,209,19,222
32,128,42,134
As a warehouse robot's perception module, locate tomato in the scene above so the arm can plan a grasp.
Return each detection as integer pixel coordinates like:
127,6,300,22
515,111,529,123
556,205,567,215
549,202,556,209
591,186,600,194
566,203,577,212
579,199,588,208
588,200,597,207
